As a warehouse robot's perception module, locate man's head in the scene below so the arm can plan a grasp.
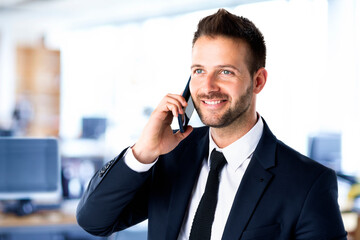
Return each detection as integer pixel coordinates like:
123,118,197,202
192,8,266,76
190,9,267,136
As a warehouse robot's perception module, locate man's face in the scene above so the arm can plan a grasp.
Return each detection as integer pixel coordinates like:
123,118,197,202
190,35,255,128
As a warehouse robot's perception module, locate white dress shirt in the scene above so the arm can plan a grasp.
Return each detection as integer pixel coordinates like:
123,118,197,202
177,117,263,240
124,116,264,240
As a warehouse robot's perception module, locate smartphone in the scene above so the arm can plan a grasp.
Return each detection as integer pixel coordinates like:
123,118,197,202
178,76,194,133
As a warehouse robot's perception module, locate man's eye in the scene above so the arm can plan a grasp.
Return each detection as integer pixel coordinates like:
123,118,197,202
195,69,203,74
222,70,232,75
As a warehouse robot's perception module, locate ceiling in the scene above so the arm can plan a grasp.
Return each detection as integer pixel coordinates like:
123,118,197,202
0,0,270,37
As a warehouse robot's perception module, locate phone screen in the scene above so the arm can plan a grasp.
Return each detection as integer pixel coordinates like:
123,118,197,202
178,76,194,133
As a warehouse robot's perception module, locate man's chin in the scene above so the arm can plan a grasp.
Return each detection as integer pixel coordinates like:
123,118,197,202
195,107,231,127
199,117,229,128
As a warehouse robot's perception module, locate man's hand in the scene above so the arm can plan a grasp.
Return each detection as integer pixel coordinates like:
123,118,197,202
131,94,193,164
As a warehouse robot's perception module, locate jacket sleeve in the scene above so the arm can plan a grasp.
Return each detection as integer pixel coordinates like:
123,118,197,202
295,168,347,240
76,147,152,236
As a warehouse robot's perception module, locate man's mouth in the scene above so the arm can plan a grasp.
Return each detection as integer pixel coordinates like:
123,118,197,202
203,100,226,105
197,93,229,107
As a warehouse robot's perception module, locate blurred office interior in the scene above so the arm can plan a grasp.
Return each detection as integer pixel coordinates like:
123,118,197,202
1,0,360,239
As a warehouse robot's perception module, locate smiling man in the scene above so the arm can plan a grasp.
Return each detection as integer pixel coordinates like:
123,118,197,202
77,9,347,240
190,35,265,148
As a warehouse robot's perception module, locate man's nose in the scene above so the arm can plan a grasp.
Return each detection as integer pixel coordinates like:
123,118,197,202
203,73,220,92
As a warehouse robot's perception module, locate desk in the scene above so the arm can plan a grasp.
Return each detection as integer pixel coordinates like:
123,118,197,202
0,209,105,240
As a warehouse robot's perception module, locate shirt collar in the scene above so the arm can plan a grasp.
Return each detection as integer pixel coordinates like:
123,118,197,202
208,114,264,172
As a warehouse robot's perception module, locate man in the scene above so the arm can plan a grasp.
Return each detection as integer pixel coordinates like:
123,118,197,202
77,9,347,239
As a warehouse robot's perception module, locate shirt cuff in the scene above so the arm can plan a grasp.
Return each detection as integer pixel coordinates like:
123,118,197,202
123,146,157,172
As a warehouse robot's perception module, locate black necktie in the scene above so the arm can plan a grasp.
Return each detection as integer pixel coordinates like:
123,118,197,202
189,149,227,240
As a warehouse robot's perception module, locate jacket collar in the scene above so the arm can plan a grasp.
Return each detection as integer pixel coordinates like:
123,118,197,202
222,118,277,239
252,118,277,170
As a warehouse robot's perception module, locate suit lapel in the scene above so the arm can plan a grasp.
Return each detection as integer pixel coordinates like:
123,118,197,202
165,128,209,240
222,158,273,239
222,120,277,239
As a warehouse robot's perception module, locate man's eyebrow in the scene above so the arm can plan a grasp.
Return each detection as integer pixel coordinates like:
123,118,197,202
216,65,241,72
191,64,203,69
190,64,241,73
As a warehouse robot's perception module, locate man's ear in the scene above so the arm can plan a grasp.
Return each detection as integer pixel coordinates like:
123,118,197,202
253,67,267,94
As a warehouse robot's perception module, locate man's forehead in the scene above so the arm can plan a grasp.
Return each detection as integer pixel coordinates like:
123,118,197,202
191,35,251,74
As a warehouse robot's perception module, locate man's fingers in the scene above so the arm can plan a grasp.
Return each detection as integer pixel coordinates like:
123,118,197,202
165,103,180,117
165,100,183,116
159,94,188,117
166,93,188,108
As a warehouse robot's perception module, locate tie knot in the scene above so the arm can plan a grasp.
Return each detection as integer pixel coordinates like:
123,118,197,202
210,149,227,172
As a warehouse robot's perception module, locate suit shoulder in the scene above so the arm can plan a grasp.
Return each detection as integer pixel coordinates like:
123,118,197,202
275,139,334,176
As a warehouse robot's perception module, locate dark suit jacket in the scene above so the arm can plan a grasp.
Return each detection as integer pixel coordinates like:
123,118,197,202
77,120,347,239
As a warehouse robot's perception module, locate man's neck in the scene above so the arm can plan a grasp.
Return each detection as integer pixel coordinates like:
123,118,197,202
210,112,258,148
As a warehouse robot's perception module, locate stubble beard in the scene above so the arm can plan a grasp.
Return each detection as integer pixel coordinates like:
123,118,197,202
194,84,253,129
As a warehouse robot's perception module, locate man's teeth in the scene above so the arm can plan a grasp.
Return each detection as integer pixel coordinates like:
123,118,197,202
204,100,222,105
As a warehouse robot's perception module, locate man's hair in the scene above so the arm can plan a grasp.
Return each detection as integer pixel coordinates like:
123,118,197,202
193,9,266,75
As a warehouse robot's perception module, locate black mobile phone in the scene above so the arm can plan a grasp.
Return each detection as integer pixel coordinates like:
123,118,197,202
178,76,194,133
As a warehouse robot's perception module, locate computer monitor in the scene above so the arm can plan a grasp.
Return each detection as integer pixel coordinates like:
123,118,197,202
0,138,61,215
308,133,342,172
81,117,107,139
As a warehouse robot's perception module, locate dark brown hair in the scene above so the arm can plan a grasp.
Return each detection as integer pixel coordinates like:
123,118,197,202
193,9,266,75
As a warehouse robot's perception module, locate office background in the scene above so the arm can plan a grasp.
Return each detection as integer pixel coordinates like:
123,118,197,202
0,0,360,239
